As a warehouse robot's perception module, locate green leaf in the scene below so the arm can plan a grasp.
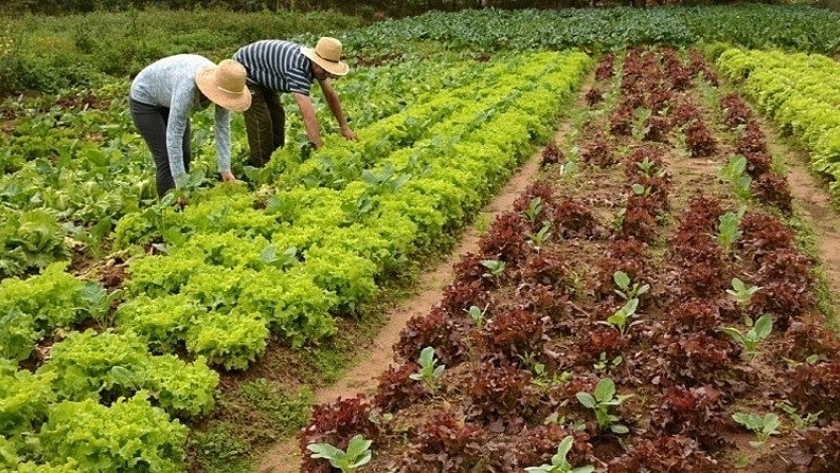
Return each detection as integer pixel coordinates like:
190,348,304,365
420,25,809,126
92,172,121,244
610,423,629,434
594,378,616,403
753,314,773,339
576,392,596,409
613,271,630,290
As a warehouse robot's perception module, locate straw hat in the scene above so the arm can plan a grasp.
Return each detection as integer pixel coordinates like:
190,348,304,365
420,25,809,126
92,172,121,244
195,59,252,112
301,37,350,77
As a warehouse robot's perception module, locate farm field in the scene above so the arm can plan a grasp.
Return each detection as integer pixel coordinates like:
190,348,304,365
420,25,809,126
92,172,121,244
3,4,840,473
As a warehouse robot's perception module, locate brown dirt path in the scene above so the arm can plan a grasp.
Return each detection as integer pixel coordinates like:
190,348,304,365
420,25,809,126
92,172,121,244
254,133,559,473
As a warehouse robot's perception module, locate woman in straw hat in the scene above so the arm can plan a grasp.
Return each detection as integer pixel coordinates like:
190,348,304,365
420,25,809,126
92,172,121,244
233,37,357,167
129,55,251,198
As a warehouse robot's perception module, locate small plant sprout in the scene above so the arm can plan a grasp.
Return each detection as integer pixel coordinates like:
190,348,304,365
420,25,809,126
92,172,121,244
527,222,553,251
631,108,652,141
409,346,445,392
726,277,761,322
597,298,642,335
523,197,543,224
530,362,572,388
593,352,623,373
611,208,626,233
576,378,633,434
481,259,506,285
721,155,752,201
716,207,746,255
307,434,373,472
731,412,781,448
719,313,773,361
524,435,595,473
466,305,488,328
777,401,822,430
636,158,663,178
613,271,650,300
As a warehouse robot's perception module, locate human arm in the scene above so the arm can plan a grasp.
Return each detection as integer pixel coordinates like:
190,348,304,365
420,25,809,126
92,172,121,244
318,78,357,141
165,83,194,187
212,104,236,182
293,92,323,149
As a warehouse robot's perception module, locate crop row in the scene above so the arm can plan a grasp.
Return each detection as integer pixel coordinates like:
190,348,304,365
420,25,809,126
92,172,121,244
716,48,840,202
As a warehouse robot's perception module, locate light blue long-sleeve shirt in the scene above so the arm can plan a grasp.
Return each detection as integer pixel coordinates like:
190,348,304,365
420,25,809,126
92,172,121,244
130,54,232,183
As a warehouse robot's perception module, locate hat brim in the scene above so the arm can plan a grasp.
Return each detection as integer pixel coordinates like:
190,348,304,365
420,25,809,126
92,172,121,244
301,47,349,77
195,66,252,113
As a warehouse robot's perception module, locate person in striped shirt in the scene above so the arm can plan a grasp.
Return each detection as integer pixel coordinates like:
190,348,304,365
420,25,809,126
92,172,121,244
233,37,357,167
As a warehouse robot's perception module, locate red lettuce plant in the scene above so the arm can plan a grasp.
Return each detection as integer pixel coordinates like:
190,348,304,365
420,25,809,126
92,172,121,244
395,306,467,366
299,396,379,473
750,173,793,215
374,362,430,412
399,411,487,472
608,435,716,472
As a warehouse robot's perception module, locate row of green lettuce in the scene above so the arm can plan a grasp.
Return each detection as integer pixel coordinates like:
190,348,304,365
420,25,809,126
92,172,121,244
0,50,591,471
716,48,840,199
0,52,476,280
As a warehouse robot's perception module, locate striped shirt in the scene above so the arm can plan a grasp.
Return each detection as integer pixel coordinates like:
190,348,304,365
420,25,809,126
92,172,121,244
233,40,314,95
130,54,232,180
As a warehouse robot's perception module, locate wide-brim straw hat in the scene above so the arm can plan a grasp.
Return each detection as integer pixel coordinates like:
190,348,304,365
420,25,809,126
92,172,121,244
195,59,252,112
301,37,350,77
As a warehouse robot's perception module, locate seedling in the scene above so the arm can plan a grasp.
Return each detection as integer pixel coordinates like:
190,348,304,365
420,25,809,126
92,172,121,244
721,155,752,201
523,197,544,224
409,346,445,393
636,158,664,178
720,313,773,361
726,277,760,323
731,412,780,447
576,378,633,434
466,305,488,328
593,352,623,373
597,298,642,335
481,259,506,285
716,207,746,255
307,434,372,472
525,435,595,473
631,108,652,142
611,208,626,232
777,401,821,430
530,362,572,388
613,271,649,300
527,222,553,251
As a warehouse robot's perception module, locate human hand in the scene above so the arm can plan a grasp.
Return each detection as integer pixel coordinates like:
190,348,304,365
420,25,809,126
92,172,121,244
220,170,237,183
341,126,358,141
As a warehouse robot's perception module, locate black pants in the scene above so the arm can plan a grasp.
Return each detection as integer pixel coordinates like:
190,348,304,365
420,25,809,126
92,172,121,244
129,97,191,197
243,83,285,168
